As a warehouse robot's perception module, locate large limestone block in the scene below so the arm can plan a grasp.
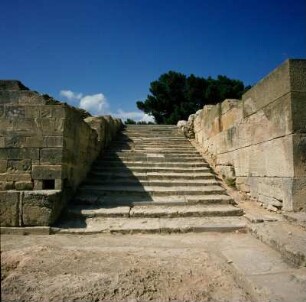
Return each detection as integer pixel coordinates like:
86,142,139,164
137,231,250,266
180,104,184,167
242,60,291,117
263,136,294,177
32,165,63,180
36,118,65,135
4,105,26,118
200,104,221,137
22,190,64,226
0,90,45,105
0,191,20,226
291,177,306,212
40,105,65,119
220,99,242,131
40,148,63,164
289,59,306,92
293,134,306,177
84,116,106,142
291,91,306,133
0,173,32,182
243,93,293,145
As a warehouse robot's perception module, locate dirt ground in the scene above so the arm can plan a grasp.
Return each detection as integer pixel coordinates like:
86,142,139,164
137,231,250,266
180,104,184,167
1,233,252,302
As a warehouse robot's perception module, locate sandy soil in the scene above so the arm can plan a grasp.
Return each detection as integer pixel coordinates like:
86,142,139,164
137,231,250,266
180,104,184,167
1,233,252,302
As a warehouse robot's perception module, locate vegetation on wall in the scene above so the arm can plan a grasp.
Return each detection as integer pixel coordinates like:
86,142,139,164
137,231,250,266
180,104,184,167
137,71,250,124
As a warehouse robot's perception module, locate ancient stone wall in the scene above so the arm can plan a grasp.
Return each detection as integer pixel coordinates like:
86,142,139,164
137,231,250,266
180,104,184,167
0,81,122,226
193,59,306,212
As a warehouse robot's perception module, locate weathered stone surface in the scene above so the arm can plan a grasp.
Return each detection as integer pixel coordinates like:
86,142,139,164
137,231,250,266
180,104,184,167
193,59,306,211
0,191,20,227
0,173,32,182
40,148,63,164
22,190,64,226
0,80,29,91
15,181,34,190
0,181,14,190
0,80,122,226
7,159,32,172
32,165,63,180
0,160,7,172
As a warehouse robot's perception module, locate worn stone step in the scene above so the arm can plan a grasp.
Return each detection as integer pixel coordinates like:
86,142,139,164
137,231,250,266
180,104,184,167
130,204,243,218
66,204,243,219
105,151,201,157
52,216,247,234
113,139,190,144
79,185,226,197
88,171,216,181
92,166,211,173
83,178,219,187
93,160,210,168
102,155,204,161
249,221,306,267
74,194,234,207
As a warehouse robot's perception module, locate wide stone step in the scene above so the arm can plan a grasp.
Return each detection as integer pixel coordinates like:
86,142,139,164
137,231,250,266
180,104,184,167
88,171,216,181
74,194,234,206
66,204,243,218
92,166,211,173
79,185,225,196
83,178,219,187
102,155,204,161
105,151,201,157
52,216,247,234
93,161,210,168
129,204,243,218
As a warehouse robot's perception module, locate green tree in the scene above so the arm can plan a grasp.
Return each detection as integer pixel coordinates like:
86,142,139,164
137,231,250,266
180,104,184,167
137,71,249,124
125,118,136,124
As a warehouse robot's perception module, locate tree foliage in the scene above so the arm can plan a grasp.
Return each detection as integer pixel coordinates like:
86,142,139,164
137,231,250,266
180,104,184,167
137,71,250,124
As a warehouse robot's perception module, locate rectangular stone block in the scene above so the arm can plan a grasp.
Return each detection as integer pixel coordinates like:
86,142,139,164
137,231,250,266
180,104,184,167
4,135,26,147
7,159,32,172
291,91,306,133
24,136,44,147
242,60,291,117
293,134,306,177
15,181,34,190
43,136,64,148
0,181,14,190
24,105,40,118
291,177,306,212
0,136,4,148
289,59,306,92
40,148,63,164
248,93,292,144
40,105,65,118
32,165,63,180
4,148,40,160
22,190,64,226
36,118,65,135
4,105,26,118
0,160,7,172
0,191,20,226
0,172,32,182
11,118,38,133
0,105,4,117
221,105,243,132
202,103,221,137
0,119,14,135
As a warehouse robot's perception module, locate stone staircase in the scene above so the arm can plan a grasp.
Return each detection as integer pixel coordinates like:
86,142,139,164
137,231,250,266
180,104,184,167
52,125,245,234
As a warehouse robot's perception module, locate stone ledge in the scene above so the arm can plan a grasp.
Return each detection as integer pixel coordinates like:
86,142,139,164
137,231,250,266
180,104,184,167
0,226,51,235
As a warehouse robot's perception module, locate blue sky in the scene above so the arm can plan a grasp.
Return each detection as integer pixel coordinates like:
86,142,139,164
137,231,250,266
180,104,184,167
1,0,305,121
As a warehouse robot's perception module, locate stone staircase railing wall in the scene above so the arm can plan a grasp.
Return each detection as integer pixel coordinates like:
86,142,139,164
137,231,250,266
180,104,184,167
192,59,306,212
0,81,122,226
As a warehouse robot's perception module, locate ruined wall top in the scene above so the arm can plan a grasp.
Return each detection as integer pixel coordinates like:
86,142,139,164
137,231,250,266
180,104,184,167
0,80,29,91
